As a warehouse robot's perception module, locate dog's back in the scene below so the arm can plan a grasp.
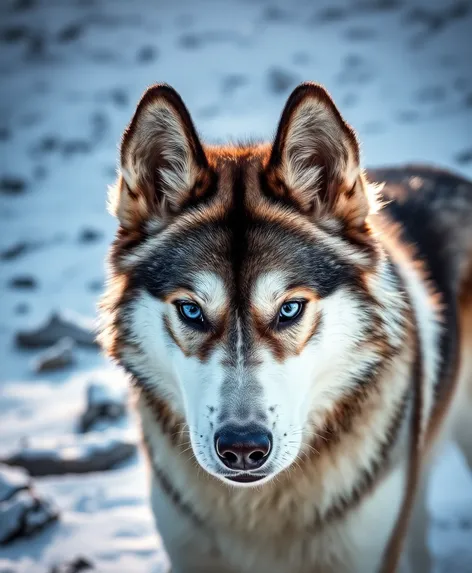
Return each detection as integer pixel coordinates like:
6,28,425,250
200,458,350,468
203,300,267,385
372,165,472,423
368,165,472,571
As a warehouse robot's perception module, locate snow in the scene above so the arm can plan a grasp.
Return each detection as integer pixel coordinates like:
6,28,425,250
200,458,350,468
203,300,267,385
0,464,58,546
0,0,471,571
0,465,29,503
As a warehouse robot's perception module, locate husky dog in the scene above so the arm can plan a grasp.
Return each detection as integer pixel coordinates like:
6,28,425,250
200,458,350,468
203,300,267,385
99,82,472,573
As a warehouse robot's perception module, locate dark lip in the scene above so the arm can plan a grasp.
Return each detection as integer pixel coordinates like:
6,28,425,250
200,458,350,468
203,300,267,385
224,473,266,484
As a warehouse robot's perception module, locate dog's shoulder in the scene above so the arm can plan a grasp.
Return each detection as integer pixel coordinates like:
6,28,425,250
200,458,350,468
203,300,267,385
369,165,472,406
369,165,472,287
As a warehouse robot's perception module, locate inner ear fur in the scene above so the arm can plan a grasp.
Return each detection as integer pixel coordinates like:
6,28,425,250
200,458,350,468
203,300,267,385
111,84,209,229
267,82,370,228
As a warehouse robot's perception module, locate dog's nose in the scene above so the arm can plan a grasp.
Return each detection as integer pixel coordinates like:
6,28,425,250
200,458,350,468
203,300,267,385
214,426,272,471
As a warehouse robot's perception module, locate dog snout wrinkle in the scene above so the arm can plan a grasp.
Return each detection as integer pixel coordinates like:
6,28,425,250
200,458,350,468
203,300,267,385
214,425,272,470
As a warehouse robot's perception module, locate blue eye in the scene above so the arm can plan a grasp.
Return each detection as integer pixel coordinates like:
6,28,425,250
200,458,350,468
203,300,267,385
179,302,203,323
279,301,303,323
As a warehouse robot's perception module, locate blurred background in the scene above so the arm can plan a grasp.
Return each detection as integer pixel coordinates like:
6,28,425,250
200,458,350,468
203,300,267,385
1,0,471,571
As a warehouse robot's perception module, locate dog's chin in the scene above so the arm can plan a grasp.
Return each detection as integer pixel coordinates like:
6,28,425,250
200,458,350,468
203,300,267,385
208,470,277,488
194,457,276,487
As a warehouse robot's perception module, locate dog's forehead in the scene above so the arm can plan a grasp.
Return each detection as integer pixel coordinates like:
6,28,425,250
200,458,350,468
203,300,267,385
131,154,355,300
134,216,353,305
135,223,288,293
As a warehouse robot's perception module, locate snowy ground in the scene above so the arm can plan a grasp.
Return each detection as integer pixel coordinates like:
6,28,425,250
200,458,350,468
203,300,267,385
1,0,472,571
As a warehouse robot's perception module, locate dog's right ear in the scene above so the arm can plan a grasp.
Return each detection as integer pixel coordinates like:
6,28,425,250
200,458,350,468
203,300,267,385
110,84,209,229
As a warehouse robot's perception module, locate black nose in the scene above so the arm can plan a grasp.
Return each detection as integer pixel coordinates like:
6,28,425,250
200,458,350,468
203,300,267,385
214,425,272,471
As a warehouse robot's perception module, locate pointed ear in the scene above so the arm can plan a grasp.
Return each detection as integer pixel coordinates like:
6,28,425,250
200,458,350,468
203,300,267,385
110,84,209,229
267,82,370,228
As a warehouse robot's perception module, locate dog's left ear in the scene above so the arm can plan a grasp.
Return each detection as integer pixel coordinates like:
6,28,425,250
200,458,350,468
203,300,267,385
111,84,209,229
267,83,369,228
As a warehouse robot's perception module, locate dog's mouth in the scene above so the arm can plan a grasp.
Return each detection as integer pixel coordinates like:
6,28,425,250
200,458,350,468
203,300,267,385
224,473,266,484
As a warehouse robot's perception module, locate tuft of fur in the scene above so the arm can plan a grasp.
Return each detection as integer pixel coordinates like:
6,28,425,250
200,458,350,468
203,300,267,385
110,84,209,229
267,83,370,229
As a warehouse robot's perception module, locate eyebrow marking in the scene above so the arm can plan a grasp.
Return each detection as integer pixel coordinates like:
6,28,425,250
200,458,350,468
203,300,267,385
252,271,288,315
164,271,228,315
193,271,227,308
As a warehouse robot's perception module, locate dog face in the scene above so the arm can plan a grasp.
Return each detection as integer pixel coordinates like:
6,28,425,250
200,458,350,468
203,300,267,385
101,83,395,487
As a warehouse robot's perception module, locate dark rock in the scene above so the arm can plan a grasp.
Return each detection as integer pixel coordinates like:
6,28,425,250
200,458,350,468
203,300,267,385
404,2,470,42
316,6,347,23
344,54,364,67
78,227,103,244
416,85,446,103
0,177,26,195
62,140,91,156
0,464,58,546
8,275,37,289
0,236,61,261
1,432,137,476
314,0,400,25
357,0,402,12
57,23,83,43
337,55,373,85
33,337,76,373
0,489,58,544
104,165,117,178
1,242,30,261
15,302,30,315
79,382,127,433
51,557,94,573
33,165,47,180
179,33,202,49
455,149,472,165
20,111,41,127
342,93,358,108
90,111,108,142
267,67,299,95
344,26,377,41
0,126,10,140
0,464,29,503
221,74,248,94
109,88,128,107
16,311,97,348
1,26,28,43
36,135,59,154
89,48,117,62
178,30,244,50
25,34,46,60
87,279,103,292
137,45,157,62
11,0,36,11
261,6,292,22
458,517,472,529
